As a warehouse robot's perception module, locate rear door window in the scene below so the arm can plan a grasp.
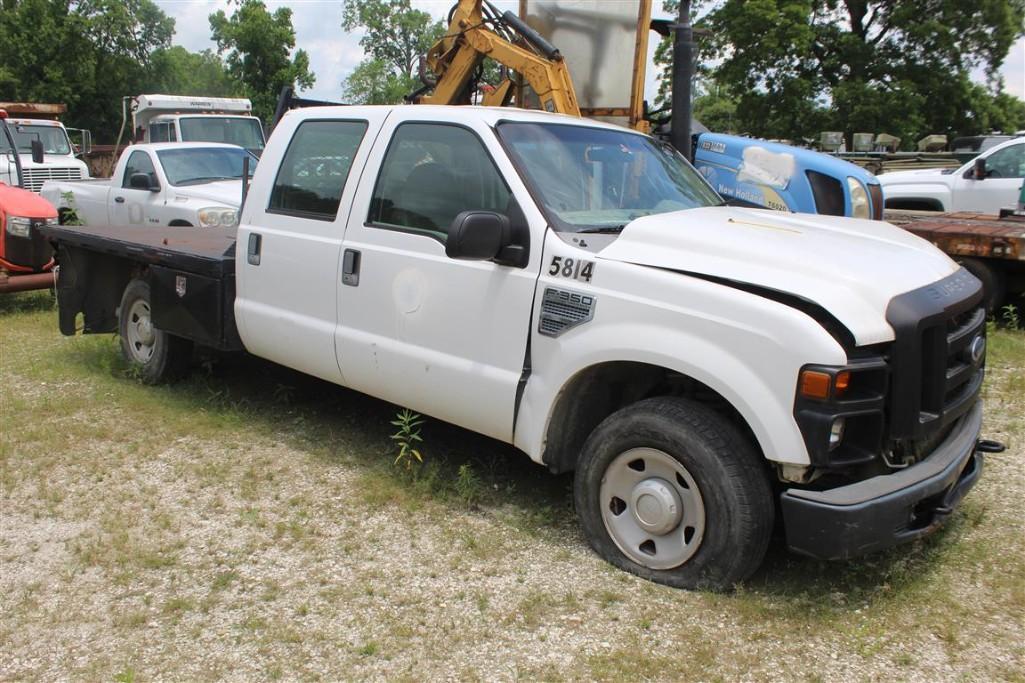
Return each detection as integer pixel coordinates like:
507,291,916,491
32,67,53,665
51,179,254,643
268,120,368,220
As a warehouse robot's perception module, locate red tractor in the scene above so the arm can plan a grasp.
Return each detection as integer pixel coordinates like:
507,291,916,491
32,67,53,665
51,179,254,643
0,108,59,293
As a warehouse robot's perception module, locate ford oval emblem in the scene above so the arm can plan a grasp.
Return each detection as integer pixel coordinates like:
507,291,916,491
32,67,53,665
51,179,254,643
970,335,986,363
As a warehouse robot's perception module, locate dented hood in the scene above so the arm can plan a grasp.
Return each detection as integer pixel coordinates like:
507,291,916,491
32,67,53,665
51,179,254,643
597,207,958,346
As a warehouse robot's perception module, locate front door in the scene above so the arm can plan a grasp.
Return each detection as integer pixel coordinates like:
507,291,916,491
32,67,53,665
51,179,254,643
336,116,543,442
110,149,162,227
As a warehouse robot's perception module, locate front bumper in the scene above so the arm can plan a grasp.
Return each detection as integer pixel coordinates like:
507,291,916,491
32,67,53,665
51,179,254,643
781,401,984,560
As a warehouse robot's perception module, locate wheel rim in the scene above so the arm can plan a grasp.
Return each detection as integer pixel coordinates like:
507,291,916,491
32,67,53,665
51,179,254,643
125,298,156,363
599,447,705,570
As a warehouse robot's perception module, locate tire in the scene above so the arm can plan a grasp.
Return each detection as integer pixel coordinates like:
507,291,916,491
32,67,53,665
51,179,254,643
574,397,774,591
118,278,192,384
958,257,1004,314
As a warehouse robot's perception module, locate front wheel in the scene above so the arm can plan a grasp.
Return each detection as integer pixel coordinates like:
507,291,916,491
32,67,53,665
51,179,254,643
574,397,774,590
118,278,192,384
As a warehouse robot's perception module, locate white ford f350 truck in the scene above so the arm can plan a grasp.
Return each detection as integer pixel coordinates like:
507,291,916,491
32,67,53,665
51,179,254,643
40,106,1000,590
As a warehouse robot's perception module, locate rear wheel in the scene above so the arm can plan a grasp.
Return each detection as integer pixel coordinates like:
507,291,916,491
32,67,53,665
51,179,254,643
574,397,774,590
118,278,192,383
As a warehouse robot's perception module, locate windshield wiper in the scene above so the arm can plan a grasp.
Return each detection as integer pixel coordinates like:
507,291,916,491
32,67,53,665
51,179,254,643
576,225,627,234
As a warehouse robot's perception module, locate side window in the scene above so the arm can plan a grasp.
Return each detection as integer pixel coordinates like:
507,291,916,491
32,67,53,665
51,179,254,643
368,123,511,242
122,151,157,189
149,123,169,143
268,120,368,220
985,143,1025,179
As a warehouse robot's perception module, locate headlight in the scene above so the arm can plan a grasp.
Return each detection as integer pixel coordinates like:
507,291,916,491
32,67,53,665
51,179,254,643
197,207,238,228
847,177,870,219
6,216,32,238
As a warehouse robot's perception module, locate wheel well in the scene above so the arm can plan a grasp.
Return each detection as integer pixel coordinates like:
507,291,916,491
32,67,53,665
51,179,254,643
541,361,761,474
884,197,944,212
168,220,193,227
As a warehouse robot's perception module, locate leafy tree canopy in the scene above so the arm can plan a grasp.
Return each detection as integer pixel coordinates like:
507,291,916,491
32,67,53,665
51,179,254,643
341,0,445,104
148,46,242,99
658,0,1025,147
210,0,315,122
0,0,177,140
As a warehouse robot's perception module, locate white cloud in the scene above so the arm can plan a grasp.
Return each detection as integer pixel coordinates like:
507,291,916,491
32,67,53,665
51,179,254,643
157,1,1024,107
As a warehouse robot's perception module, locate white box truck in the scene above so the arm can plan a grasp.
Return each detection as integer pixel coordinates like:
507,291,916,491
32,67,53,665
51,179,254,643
131,94,266,155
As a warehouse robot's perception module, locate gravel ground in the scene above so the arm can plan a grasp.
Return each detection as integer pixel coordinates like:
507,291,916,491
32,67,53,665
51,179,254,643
1,298,1023,681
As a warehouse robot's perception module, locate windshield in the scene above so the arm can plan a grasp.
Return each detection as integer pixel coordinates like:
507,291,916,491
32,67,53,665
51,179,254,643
0,124,72,155
178,116,265,150
156,147,258,186
497,122,721,232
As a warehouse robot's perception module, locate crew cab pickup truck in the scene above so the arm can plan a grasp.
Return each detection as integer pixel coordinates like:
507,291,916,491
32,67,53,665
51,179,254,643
41,143,254,229
40,106,999,590
881,136,1025,213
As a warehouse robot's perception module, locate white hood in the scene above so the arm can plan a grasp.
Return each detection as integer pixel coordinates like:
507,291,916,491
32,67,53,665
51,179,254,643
170,179,243,208
879,167,957,185
597,207,958,346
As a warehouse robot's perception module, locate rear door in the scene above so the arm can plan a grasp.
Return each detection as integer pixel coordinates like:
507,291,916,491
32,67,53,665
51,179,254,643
335,112,544,442
235,111,388,383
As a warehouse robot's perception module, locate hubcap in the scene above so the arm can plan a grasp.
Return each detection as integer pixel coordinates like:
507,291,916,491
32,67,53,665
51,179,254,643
630,478,683,535
126,299,156,363
600,448,705,570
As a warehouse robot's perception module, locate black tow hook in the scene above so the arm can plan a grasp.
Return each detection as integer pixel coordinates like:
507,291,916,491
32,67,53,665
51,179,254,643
976,439,1007,454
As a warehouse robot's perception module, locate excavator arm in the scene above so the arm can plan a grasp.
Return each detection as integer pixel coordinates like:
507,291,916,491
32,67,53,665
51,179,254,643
417,0,581,117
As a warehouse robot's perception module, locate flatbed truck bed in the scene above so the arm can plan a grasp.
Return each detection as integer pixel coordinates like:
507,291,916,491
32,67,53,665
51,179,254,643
884,209,1025,311
39,222,242,351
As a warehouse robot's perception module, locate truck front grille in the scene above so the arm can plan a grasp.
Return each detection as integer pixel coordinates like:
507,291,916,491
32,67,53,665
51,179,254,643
886,268,985,446
21,167,83,193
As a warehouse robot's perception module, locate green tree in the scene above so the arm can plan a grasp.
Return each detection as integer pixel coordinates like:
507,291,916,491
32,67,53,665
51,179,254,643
0,0,174,141
340,0,445,104
657,0,1025,145
209,0,315,122
149,46,241,99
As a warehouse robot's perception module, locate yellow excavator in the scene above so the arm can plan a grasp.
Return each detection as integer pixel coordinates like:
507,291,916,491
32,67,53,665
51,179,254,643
413,0,652,133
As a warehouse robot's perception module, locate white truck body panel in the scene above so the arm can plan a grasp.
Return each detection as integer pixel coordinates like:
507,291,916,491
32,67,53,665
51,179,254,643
880,137,1025,212
598,206,957,346
41,142,245,228
233,105,969,467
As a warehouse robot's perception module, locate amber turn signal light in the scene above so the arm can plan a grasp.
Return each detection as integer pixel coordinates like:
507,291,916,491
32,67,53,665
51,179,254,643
799,369,852,400
799,370,832,400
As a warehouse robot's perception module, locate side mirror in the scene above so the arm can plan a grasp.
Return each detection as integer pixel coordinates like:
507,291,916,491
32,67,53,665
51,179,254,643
973,157,987,180
446,211,508,261
129,172,157,191
30,139,44,164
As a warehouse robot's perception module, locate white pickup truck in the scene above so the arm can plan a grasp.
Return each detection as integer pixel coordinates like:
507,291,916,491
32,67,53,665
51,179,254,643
41,142,254,229
881,136,1025,213
40,105,998,590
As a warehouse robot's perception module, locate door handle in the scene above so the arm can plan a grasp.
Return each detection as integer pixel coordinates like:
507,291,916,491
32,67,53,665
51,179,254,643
342,249,360,286
114,196,125,203
247,233,262,266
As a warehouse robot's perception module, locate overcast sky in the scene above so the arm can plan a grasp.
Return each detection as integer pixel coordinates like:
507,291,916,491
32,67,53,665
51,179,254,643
155,0,1025,109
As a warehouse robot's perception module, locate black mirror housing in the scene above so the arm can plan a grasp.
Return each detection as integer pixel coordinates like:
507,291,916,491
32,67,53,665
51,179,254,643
446,211,508,261
30,139,44,165
973,157,987,180
129,172,157,191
